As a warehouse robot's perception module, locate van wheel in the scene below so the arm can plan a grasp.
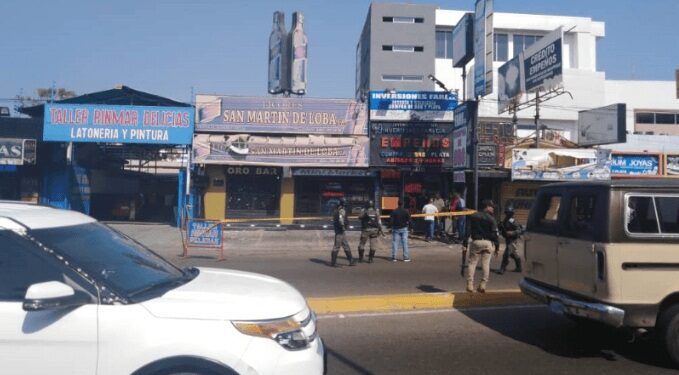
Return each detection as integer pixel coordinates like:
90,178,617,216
658,304,679,367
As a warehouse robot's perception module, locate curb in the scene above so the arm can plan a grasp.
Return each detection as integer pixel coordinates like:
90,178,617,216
307,289,535,315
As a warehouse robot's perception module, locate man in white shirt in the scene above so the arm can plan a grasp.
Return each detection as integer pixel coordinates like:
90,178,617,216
422,198,438,242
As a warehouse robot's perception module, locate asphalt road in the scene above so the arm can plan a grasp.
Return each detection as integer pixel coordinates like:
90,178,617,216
319,305,676,375
111,224,524,297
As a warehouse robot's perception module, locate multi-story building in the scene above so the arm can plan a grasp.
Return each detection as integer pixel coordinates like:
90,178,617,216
357,2,679,213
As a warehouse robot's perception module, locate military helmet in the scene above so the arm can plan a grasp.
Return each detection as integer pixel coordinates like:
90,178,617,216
338,197,346,207
504,205,515,214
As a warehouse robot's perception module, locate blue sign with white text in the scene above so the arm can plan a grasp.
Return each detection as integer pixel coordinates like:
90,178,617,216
44,103,194,145
369,91,458,122
610,154,660,176
188,220,223,247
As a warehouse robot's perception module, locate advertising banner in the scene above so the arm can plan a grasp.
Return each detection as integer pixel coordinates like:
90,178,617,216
521,27,563,93
187,220,223,248
193,133,369,167
0,138,36,165
452,13,474,68
577,104,627,146
370,122,454,168
610,153,660,176
666,154,679,176
43,104,194,145
368,91,458,122
473,0,493,97
195,95,367,135
453,101,477,169
512,149,611,181
498,55,521,114
292,168,375,177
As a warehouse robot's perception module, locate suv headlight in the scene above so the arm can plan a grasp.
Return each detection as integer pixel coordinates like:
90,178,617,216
233,308,317,350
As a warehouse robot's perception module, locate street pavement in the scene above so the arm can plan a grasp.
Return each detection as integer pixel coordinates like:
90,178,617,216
111,223,524,298
320,305,676,375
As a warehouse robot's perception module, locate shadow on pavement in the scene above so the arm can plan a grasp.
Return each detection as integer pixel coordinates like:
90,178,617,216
326,346,375,375
460,306,675,370
417,284,447,293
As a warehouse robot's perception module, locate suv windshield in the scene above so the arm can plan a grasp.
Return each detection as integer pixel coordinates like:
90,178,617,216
30,222,188,301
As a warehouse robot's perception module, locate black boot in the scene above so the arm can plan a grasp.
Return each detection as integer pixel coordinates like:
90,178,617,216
331,251,339,267
358,249,365,263
498,261,508,275
345,251,357,266
368,250,375,263
513,257,522,273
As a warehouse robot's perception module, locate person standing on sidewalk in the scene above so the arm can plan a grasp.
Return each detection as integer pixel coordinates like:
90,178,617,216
390,200,411,262
331,198,357,267
357,200,383,263
463,199,500,293
422,198,438,242
498,205,523,274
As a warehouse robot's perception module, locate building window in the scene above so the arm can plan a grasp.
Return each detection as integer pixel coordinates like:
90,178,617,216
513,34,541,57
635,111,679,125
435,29,453,59
383,16,424,23
381,74,424,82
383,45,424,52
494,33,508,62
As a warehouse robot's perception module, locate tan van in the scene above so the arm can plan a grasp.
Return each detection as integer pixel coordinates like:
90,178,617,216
520,179,679,363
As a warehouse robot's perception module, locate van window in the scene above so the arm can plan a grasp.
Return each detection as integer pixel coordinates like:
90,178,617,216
531,193,562,234
655,196,679,234
564,195,597,240
626,196,659,234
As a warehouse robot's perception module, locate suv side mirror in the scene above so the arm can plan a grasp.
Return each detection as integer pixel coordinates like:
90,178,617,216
22,281,91,312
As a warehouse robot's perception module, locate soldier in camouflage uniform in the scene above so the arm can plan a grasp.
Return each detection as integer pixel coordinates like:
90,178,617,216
331,198,357,267
357,200,383,263
498,205,523,274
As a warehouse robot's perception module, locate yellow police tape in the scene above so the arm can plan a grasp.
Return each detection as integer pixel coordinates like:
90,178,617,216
218,209,477,224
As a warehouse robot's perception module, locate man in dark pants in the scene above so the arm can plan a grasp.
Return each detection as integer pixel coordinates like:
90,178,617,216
390,200,411,262
332,198,357,267
357,200,383,263
463,199,500,293
498,205,523,274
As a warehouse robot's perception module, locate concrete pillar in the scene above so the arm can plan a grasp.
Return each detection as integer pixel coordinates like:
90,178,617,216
279,177,295,224
204,166,226,220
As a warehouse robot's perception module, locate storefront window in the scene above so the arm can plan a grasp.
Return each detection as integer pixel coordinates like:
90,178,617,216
295,176,373,217
226,167,281,219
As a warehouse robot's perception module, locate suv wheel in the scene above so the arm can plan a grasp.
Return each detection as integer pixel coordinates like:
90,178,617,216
658,304,679,366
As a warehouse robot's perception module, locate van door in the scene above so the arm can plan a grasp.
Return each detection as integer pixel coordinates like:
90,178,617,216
524,190,563,287
557,190,604,297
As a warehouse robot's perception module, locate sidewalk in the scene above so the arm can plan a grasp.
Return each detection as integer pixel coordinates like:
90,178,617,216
111,224,526,300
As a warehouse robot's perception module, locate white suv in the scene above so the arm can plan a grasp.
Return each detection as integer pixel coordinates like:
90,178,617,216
0,202,324,375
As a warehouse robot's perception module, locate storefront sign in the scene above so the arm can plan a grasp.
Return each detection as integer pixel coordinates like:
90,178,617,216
0,138,36,165
193,134,369,167
473,0,493,97
369,91,458,122
452,13,474,68
498,55,521,114
512,149,611,181
453,170,466,183
187,220,223,248
666,155,679,176
292,168,375,177
610,153,660,176
521,27,563,93
453,101,477,169
577,104,627,146
370,122,453,168
44,104,194,145
477,143,498,167
225,166,280,176
195,95,367,135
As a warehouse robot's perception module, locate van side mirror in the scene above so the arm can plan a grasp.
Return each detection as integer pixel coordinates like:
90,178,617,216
22,281,91,312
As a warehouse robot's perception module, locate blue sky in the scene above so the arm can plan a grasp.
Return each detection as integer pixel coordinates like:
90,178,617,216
1,0,677,110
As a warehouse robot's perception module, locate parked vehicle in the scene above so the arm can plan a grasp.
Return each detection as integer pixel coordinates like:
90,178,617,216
0,202,324,375
520,180,679,365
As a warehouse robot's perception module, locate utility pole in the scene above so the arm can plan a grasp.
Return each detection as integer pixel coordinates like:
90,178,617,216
473,96,479,210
